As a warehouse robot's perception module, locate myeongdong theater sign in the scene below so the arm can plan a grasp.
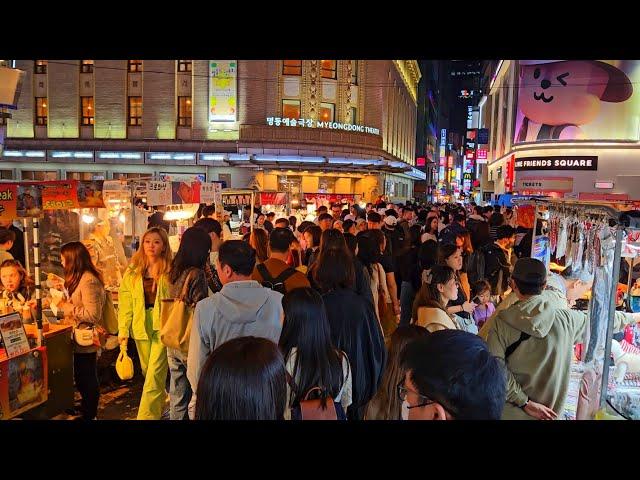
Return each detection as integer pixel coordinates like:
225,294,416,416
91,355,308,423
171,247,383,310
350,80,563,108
266,117,380,135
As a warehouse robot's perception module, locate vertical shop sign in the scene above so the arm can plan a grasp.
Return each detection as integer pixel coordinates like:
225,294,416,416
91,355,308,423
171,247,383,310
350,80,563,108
209,61,237,122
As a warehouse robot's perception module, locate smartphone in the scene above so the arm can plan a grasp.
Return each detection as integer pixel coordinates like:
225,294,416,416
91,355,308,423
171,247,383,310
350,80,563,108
472,296,480,304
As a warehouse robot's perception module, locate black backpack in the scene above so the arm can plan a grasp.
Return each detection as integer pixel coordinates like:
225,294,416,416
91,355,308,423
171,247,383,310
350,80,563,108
467,246,487,285
256,263,297,295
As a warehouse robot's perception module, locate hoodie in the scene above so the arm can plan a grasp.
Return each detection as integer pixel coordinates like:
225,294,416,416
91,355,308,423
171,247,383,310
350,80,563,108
486,289,635,420
186,280,283,414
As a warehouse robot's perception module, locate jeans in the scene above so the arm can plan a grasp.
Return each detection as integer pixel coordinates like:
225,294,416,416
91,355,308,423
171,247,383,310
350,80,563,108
167,347,192,420
399,281,415,327
74,352,99,419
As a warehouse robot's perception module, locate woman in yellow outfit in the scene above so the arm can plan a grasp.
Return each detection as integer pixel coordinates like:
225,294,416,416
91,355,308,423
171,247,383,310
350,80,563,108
117,227,172,420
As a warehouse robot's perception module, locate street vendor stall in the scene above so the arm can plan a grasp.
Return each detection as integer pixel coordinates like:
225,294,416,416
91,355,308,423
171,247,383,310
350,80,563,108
513,197,640,420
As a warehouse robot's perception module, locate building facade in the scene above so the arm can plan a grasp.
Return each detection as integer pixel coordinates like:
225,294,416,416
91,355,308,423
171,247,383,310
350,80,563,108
0,60,424,203
481,60,640,201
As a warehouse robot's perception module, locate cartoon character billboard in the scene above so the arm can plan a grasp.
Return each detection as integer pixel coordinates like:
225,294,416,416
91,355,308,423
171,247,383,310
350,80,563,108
514,60,639,142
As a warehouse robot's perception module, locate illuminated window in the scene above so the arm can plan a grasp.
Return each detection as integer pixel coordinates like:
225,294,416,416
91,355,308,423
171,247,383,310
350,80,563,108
22,171,58,181
177,60,192,72
81,60,94,73
128,60,143,73
321,60,337,79
319,103,335,122
349,107,357,124
81,96,94,126
35,97,48,126
351,60,358,85
67,171,104,180
283,60,302,76
282,99,301,120
128,96,142,126
34,60,47,74
178,96,192,127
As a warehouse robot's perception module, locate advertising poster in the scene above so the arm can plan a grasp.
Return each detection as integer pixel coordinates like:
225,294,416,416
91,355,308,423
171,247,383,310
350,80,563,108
146,181,172,206
259,192,287,206
514,60,640,143
209,61,237,122
199,182,223,205
532,235,551,270
16,183,43,218
0,313,30,358
0,183,17,221
41,180,79,210
171,182,200,205
77,180,105,208
0,348,48,418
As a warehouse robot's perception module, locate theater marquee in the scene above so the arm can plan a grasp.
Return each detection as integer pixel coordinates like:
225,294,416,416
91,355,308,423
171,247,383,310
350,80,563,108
514,156,598,171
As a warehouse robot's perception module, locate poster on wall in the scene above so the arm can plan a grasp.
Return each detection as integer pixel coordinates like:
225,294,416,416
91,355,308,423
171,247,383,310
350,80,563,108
0,313,30,358
532,235,551,270
0,184,17,221
209,61,237,122
199,182,223,205
259,192,288,206
146,181,172,206
0,348,48,419
171,182,200,205
514,60,640,143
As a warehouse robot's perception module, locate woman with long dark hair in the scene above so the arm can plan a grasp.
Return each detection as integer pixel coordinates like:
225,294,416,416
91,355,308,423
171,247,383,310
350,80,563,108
302,225,321,267
397,225,423,327
57,242,106,420
195,336,287,420
438,244,475,322
411,265,461,332
166,227,211,420
248,228,269,264
279,288,352,419
365,325,428,420
315,245,386,420
357,232,387,326
421,215,439,243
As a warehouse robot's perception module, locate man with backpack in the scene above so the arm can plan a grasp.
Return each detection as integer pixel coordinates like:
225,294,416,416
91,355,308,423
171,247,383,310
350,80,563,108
252,227,310,295
483,225,516,298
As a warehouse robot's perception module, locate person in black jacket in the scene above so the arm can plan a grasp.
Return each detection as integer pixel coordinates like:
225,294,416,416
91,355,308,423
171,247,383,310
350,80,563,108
316,246,386,420
0,220,25,267
484,225,516,297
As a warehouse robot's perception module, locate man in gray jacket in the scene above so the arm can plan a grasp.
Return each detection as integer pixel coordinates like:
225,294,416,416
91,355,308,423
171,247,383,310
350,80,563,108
187,240,284,418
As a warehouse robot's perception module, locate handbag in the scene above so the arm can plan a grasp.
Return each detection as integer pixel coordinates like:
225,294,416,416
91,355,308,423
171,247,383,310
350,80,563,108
73,322,97,347
115,343,134,380
292,387,346,421
159,270,197,354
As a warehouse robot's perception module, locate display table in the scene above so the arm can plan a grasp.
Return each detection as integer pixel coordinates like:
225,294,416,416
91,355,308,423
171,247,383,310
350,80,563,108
20,323,74,419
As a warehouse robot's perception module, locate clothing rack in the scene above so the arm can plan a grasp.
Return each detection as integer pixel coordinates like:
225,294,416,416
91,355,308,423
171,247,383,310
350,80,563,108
511,197,637,415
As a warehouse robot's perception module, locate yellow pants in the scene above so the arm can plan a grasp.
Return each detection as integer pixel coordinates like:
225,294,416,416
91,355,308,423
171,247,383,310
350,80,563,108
134,309,168,420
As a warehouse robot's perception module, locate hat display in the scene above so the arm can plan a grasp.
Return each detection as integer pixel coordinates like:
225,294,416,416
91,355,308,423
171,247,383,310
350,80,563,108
511,257,547,285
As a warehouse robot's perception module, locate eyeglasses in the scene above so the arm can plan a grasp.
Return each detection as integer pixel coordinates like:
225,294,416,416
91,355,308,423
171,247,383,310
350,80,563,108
397,381,436,410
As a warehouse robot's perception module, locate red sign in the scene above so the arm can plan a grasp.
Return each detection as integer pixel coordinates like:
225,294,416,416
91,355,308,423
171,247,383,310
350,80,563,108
303,193,355,207
259,192,288,206
416,157,426,167
465,149,475,160
0,184,17,221
41,181,79,210
505,155,515,193
477,149,488,160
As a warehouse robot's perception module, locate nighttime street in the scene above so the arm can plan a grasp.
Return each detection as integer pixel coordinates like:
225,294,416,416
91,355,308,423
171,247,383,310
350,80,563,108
1,59,640,422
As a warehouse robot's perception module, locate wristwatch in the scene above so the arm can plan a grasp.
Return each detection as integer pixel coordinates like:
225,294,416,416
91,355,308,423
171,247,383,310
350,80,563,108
519,400,529,409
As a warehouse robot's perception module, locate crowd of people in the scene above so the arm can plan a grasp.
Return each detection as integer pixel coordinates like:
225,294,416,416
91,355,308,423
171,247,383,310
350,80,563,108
3,197,640,421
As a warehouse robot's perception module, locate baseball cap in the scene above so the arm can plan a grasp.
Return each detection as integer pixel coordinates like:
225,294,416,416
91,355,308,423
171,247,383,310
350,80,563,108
384,216,397,227
511,258,547,285
355,218,366,226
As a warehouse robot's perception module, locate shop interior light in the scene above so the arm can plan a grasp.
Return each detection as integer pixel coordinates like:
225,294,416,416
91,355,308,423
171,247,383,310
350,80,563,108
121,153,142,159
163,204,199,221
119,213,126,223
82,214,96,224
3,151,23,157
228,154,250,162
200,153,225,161
25,151,45,157
149,153,171,160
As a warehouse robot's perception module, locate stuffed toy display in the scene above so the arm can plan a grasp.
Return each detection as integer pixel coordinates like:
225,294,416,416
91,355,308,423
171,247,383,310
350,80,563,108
611,339,640,384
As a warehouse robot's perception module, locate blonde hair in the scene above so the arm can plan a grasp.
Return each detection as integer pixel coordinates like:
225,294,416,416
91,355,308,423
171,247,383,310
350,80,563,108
128,227,172,280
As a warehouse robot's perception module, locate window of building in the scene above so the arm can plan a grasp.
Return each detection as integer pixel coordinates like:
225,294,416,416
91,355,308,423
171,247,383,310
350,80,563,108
348,107,357,124
177,60,192,72
282,99,301,120
283,60,302,76
34,60,47,74
128,60,143,73
177,96,192,127
112,172,147,180
81,60,94,73
351,60,358,85
67,171,105,180
21,171,57,181
320,60,337,79
81,96,94,126
319,103,335,122
128,96,142,126
35,97,48,126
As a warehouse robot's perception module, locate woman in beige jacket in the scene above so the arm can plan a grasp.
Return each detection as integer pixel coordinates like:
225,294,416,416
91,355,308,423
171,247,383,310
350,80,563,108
54,242,106,420
411,265,461,332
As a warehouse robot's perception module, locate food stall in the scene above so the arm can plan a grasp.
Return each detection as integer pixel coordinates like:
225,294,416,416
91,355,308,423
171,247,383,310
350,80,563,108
514,197,640,420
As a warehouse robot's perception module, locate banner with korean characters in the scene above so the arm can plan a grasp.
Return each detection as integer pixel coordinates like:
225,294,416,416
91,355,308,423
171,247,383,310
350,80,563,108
146,181,173,206
41,181,79,211
0,184,17,221
198,182,223,205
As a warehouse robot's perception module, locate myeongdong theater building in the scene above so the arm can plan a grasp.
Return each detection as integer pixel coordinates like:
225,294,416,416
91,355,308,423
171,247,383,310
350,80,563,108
0,60,424,206
481,60,640,201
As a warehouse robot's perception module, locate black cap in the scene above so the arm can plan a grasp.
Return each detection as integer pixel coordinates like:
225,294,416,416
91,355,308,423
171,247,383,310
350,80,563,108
511,258,547,285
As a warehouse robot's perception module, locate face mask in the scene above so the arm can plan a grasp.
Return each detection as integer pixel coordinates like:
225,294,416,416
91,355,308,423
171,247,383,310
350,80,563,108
401,400,410,420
